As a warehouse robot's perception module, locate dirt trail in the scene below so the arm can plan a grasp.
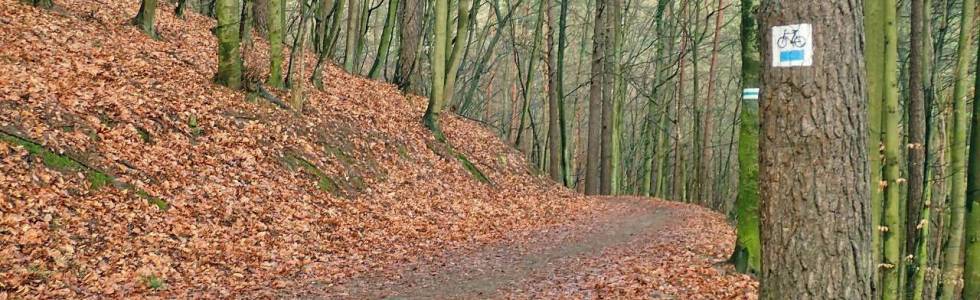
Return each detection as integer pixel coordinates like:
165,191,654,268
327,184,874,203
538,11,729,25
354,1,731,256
300,198,679,299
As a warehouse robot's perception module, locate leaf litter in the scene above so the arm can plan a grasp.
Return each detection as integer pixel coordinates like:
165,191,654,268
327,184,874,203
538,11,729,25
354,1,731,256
0,1,756,298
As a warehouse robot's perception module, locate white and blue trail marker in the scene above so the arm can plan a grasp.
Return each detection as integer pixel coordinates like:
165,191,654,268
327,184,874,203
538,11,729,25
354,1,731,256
771,24,813,67
742,88,760,100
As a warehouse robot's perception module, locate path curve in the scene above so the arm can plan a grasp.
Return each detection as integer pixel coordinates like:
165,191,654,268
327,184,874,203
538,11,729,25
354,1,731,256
300,197,686,299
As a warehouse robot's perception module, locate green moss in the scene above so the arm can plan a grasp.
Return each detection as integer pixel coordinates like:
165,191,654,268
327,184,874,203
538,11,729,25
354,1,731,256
397,144,411,160
136,126,153,144
324,145,355,165
282,152,340,196
187,115,202,137
456,153,491,184
142,275,166,290
0,131,168,211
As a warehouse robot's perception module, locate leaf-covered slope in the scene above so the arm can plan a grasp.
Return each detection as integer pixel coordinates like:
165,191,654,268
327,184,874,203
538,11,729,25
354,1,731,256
0,1,599,297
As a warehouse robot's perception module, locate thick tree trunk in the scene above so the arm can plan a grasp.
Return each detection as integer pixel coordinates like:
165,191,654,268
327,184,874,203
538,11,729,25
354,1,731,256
938,0,975,297
394,0,423,94
757,1,872,299
214,0,243,89
132,0,159,38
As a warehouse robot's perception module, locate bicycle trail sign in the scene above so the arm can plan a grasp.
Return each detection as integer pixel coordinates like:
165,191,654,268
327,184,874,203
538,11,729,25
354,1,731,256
771,23,813,67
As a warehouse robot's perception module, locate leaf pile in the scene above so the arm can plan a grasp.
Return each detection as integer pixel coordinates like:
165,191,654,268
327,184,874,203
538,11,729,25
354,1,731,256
0,1,598,297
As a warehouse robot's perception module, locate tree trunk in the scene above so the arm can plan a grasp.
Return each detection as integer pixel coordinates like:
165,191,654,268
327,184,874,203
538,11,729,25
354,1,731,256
731,0,760,276
291,0,312,112
176,0,188,18
514,0,547,149
584,0,607,195
880,0,904,296
961,17,980,299
599,0,620,195
757,1,872,298
442,0,475,107
555,0,571,187
864,0,885,294
368,0,399,79
215,0,243,89
344,0,361,72
907,0,932,298
133,0,159,38
240,0,254,47
423,0,448,140
267,0,285,88
699,0,724,208
394,0,423,94
938,0,975,297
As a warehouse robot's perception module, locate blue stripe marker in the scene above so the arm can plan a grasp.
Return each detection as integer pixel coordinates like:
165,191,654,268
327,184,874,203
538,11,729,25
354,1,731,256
779,50,805,62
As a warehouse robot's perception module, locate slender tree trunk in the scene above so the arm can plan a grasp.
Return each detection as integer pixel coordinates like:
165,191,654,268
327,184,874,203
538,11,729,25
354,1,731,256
394,0,423,94
291,0,312,112
267,0,285,88
907,0,932,298
442,0,475,107
731,0,760,276
938,0,975,297
423,0,448,140
961,22,980,300
368,0,400,78
757,0,872,298
545,0,564,183
344,0,361,72
133,0,159,38
585,0,607,195
215,0,243,89
880,0,904,296
699,0,724,208
240,0,254,47
514,0,547,150
864,0,885,294
176,0,188,17
599,0,620,195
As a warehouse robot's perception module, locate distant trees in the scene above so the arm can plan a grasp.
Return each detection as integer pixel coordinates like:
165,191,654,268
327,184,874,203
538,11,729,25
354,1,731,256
756,0,872,298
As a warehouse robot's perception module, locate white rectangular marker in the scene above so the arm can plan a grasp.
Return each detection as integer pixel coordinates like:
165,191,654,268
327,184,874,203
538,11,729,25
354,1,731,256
771,24,813,67
743,88,760,100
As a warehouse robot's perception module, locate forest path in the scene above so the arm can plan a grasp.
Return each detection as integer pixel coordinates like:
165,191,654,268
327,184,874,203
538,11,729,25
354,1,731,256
298,197,698,299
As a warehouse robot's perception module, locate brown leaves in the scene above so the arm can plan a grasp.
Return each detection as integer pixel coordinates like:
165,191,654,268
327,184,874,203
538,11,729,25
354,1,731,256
0,0,757,298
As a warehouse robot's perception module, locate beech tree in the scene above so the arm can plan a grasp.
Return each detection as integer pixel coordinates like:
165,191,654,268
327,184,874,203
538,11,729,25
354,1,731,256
757,0,872,298
267,0,285,88
214,0,243,89
731,0,760,276
132,0,158,38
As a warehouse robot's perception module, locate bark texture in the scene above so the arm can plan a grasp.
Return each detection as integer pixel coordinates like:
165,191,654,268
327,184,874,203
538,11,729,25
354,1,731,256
757,1,872,298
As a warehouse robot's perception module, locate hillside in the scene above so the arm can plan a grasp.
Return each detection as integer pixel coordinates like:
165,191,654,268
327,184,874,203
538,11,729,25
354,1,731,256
0,1,754,298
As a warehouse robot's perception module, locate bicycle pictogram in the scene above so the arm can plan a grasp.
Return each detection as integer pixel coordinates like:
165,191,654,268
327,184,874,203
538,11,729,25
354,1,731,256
776,28,807,49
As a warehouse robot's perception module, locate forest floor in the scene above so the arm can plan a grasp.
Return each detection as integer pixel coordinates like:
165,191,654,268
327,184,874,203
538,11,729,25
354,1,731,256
295,197,757,299
0,1,755,298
